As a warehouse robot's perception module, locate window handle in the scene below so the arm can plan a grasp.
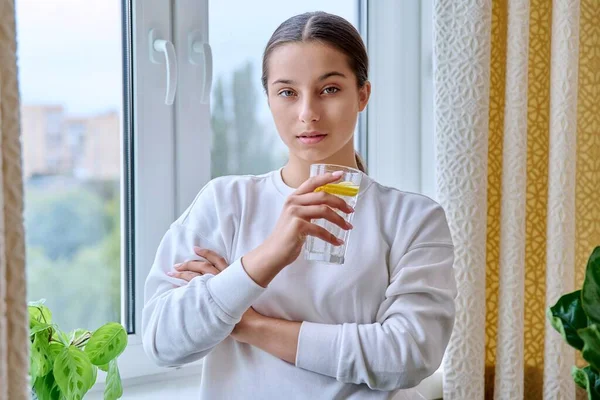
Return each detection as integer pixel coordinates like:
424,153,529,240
149,29,178,105
188,30,213,104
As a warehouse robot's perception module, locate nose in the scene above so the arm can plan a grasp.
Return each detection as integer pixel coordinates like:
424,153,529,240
298,96,320,123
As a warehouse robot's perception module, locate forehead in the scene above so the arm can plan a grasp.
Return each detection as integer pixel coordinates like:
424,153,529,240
268,42,351,83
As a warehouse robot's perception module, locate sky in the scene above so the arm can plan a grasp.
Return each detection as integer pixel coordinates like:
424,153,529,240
15,0,357,118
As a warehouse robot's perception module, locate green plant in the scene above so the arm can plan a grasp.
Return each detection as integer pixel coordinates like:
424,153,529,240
28,299,127,400
548,246,600,400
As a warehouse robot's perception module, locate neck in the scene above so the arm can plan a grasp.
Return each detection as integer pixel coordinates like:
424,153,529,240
281,139,359,188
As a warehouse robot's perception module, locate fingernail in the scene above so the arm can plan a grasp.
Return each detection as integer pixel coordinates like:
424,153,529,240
167,271,175,276
332,171,344,177
347,222,353,229
337,238,345,245
193,246,203,252
174,263,182,269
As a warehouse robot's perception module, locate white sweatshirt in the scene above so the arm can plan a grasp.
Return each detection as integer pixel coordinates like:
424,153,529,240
142,168,457,399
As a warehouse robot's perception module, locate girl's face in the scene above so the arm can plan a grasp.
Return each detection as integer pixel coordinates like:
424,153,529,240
266,41,370,164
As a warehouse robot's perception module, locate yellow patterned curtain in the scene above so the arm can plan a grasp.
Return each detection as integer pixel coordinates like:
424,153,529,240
485,0,599,398
434,0,599,399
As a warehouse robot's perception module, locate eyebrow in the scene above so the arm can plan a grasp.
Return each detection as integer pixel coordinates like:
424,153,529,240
271,71,347,86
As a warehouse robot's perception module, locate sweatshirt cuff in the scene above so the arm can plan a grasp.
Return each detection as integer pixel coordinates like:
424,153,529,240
206,257,266,320
295,321,342,378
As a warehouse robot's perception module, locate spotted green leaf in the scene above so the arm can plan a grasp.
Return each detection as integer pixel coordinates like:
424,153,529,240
53,346,95,400
84,322,127,366
30,330,52,382
30,322,53,338
104,359,123,400
33,372,63,400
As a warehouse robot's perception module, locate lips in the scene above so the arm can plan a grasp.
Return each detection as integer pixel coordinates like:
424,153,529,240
297,131,327,144
298,131,326,137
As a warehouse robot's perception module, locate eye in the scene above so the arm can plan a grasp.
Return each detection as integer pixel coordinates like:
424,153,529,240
278,89,296,98
322,86,340,95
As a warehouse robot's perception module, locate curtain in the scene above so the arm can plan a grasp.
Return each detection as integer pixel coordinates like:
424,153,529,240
433,0,599,399
0,0,29,399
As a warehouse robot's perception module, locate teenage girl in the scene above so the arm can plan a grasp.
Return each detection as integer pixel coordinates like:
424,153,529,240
142,11,456,400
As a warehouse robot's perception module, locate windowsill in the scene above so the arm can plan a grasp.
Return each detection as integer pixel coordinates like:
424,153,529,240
414,367,443,400
88,358,443,400
88,361,203,394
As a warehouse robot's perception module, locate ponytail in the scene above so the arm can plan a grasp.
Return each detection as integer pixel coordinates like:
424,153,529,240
354,151,367,174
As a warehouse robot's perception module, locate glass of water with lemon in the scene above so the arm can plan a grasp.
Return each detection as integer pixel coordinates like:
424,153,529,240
303,164,363,264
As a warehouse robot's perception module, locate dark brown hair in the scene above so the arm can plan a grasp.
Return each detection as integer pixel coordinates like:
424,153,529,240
261,11,368,173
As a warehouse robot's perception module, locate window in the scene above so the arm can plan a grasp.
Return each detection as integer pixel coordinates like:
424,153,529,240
366,0,436,201
18,0,176,384
365,2,442,398
18,1,124,334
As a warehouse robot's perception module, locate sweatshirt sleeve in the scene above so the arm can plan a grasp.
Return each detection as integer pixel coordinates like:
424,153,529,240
141,181,267,368
295,204,457,391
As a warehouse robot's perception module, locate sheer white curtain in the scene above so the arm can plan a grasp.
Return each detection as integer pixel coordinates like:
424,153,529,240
0,0,29,398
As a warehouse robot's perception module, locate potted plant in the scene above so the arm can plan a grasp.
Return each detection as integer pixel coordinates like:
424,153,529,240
29,299,127,400
548,246,600,400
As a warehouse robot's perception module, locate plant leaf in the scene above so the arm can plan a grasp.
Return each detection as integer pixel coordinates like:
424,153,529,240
54,329,71,347
574,366,588,390
69,329,89,345
46,342,65,377
84,322,127,366
30,322,53,338
583,247,600,325
30,330,53,382
48,342,65,359
28,298,47,307
579,325,600,372
104,359,123,400
33,372,63,400
29,303,52,325
90,364,98,391
53,346,95,400
572,365,600,400
547,290,587,350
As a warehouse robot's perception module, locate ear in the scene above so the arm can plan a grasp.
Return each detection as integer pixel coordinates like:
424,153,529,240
358,81,371,112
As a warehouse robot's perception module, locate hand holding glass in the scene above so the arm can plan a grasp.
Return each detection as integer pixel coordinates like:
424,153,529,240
303,164,362,264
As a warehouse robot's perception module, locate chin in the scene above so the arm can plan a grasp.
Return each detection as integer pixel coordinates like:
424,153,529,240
297,149,334,163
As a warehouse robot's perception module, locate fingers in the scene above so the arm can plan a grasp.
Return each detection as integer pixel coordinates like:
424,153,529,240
175,260,220,275
294,171,344,195
293,205,352,231
193,247,228,271
304,222,345,246
167,248,228,284
291,191,354,214
167,270,201,282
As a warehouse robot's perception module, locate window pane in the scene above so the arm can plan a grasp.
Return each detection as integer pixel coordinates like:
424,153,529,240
17,0,124,332
209,1,358,178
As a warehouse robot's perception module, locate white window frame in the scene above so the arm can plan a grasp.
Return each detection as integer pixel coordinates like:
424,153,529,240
366,0,436,201
90,0,210,391
365,0,442,399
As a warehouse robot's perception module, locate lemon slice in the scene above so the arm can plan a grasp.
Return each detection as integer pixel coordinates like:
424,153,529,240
314,182,360,197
